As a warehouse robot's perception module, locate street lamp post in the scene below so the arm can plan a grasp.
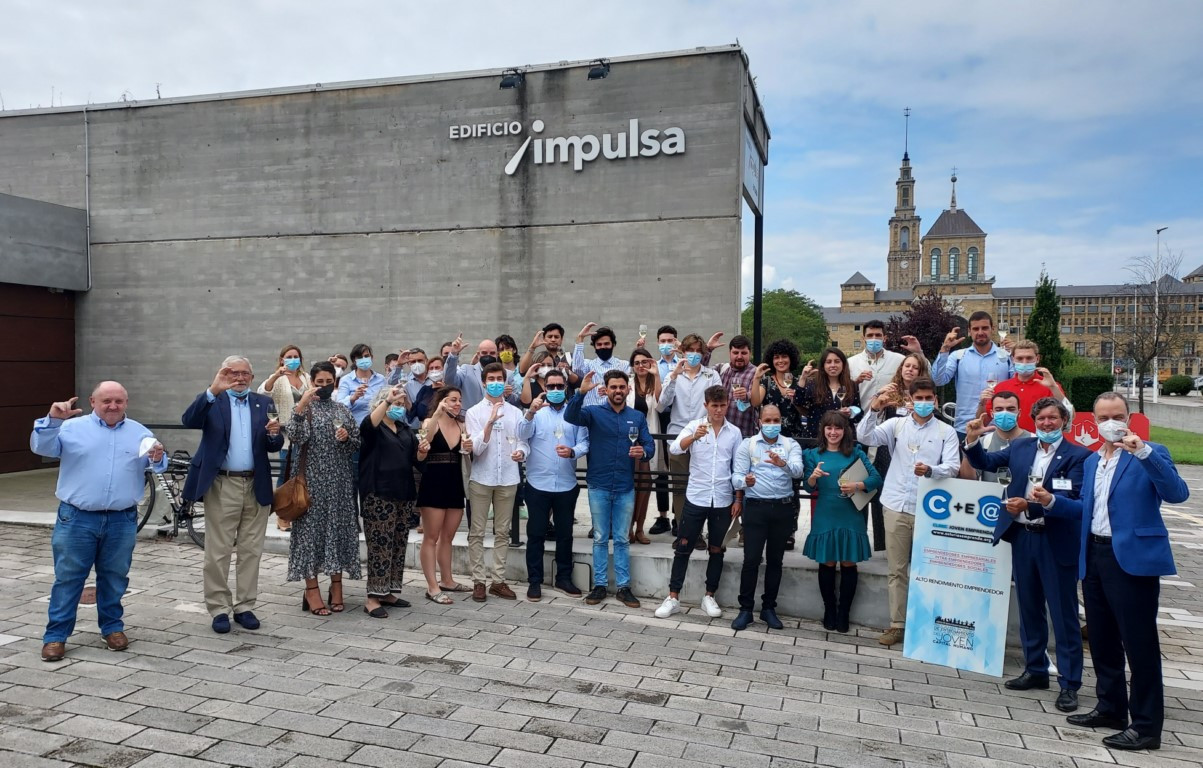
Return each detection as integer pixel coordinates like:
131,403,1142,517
1154,226,1168,404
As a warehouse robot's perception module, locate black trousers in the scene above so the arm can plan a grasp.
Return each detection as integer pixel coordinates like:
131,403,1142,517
1082,537,1164,737
668,500,732,594
869,446,889,550
525,485,579,586
738,497,795,610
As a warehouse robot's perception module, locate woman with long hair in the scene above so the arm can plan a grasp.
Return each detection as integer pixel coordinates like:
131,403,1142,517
802,411,881,633
796,347,861,439
627,347,663,544
415,386,471,604
284,361,361,616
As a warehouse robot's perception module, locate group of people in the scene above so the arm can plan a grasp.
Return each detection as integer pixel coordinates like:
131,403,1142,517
31,311,1187,752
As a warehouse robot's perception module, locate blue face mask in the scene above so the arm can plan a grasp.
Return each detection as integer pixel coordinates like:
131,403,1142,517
1036,428,1062,444
659,343,674,357
991,411,1018,432
760,424,781,439
735,399,749,412
386,406,407,422
356,357,373,370
284,358,301,371
1015,362,1037,376
912,401,935,418
685,352,703,367
865,339,884,355
545,389,566,404
485,381,506,398
230,388,251,399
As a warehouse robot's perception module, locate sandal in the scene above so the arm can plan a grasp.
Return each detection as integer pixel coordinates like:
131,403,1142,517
380,595,410,608
302,586,331,616
439,582,472,592
327,576,345,613
363,605,389,619
425,591,454,605
635,531,651,545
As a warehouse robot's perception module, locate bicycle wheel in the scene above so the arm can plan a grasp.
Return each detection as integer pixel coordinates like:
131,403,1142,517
184,500,206,549
136,471,156,532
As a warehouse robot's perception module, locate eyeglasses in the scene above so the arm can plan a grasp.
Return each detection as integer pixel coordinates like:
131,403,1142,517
544,384,566,390
633,360,652,366
229,371,253,379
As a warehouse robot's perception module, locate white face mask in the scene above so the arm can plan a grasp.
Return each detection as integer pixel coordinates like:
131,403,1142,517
427,369,444,383
1097,419,1128,444
411,363,427,377
538,366,553,379
333,366,345,378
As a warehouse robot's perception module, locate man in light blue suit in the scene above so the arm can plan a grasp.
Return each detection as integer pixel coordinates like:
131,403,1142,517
965,397,1089,713
1039,392,1189,751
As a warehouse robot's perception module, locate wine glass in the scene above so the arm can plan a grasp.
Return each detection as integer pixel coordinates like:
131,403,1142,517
835,385,847,406
628,425,640,445
998,330,1009,342
638,324,648,340
553,423,565,441
750,450,761,467
907,438,920,458
996,467,1012,500
459,422,471,455
783,372,794,388
331,415,344,437
416,426,429,443
1028,470,1043,490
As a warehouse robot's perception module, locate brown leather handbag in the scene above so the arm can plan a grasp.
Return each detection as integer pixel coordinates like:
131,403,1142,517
272,413,311,522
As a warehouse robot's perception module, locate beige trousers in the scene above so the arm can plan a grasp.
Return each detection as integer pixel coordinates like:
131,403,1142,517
203,475,271,617
883,507,915,629
467,480,518,584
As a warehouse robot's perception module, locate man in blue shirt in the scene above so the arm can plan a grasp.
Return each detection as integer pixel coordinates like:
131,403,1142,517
730,405,805,631
932,311,1014,436
518,369,589,601
565,370,654,608
183,356,284,634
31,382,167,662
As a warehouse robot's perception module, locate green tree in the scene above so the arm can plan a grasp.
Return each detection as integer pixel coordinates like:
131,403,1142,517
741,289,829,363
1026,270,1065,379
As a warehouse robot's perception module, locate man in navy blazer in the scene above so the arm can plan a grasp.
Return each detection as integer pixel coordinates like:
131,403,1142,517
1043,392,1189,751
183,355,283,634
965,397,1089,713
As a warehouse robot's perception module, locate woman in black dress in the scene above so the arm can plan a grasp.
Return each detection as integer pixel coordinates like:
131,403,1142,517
416,386,471,604
795,348,862,439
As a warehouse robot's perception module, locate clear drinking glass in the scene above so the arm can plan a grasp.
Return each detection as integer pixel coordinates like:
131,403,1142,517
628,426,640,445
638,324,648,340
996,467,1012,500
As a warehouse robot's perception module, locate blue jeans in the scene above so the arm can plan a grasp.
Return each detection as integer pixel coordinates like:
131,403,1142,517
587,488,635,589
45,502,137,643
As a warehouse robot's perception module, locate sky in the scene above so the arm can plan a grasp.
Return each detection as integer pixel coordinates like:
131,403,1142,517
3,0,1202,308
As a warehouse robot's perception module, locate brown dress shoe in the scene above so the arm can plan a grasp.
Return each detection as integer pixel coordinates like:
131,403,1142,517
489,582,517,600
41,642,66,662
472,582,487,602
104,631,129,651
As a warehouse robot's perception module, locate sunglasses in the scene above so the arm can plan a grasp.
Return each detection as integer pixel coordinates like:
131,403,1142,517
544,384,567,390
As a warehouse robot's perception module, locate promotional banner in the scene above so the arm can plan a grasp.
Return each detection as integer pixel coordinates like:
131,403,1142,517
903,477,1012,677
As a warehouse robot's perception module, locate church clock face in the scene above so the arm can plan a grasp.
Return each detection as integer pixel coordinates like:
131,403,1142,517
900,260,909,269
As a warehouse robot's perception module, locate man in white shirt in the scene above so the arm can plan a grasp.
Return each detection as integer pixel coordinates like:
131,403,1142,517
654,386,741,619
659,333,720,546
464,363,529,603
858,377,961,647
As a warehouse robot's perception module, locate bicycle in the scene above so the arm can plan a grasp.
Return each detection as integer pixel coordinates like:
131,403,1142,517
136,449,205,548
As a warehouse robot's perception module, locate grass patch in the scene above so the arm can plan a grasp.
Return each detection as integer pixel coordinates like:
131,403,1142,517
1149,425,1203,465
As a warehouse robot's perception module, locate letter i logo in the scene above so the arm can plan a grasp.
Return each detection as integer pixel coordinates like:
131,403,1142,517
504,120,545,176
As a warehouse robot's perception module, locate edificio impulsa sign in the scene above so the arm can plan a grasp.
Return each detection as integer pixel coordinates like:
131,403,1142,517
449,118,686,174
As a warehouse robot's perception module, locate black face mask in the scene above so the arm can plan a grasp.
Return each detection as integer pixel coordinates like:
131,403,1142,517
478,355,498,367
316,384,335,400
595,348,614,362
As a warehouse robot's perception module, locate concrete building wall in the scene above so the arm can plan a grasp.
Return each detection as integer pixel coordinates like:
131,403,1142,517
0,48,753,424
0,193,88,291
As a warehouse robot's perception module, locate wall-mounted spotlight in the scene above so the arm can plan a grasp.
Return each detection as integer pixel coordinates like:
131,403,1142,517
499,69,525,89
586,59,610,81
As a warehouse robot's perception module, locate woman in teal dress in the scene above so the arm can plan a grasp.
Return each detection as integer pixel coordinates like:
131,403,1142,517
803,410,882,633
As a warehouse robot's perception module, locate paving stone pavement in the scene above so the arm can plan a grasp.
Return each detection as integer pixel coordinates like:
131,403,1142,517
2,466,1203,767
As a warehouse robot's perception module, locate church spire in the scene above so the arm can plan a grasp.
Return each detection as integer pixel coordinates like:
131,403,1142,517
949,168,957,212
902,107,911,161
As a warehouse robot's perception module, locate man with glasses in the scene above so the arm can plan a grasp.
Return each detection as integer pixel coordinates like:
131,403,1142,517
183,356,284,634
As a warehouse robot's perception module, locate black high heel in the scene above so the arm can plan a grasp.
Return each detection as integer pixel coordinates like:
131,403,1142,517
327,576,344,613
302,585,330,616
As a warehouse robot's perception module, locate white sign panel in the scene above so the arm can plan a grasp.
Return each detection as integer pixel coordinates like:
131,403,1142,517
742,121,765,215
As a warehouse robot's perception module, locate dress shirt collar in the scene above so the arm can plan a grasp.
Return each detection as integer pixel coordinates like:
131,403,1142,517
90,412,126,429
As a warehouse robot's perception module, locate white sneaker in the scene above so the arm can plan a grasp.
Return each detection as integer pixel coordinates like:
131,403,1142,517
654,596,680,618
701,595,722,618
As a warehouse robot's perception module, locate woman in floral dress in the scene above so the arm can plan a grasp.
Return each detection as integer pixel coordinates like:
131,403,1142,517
285,361,362,616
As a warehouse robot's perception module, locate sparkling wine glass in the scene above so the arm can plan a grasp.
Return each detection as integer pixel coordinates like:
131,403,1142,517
835,385,847,405
553,423,565,441
331,415,344,436
416,426,428,442
1028,470,1043,489
638,324,648,340
459,422,471,455
750,451,761,467
628,426,640,445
